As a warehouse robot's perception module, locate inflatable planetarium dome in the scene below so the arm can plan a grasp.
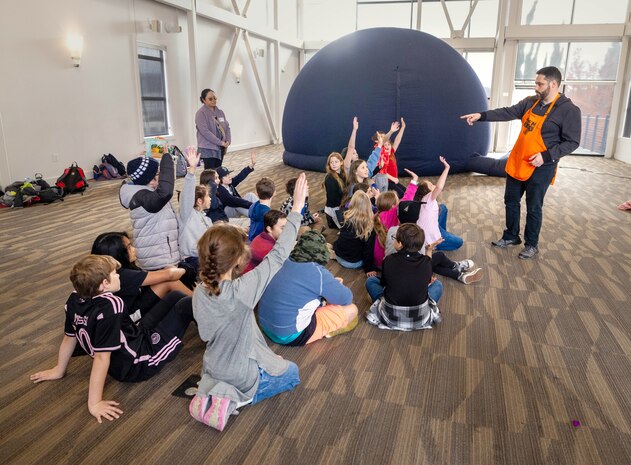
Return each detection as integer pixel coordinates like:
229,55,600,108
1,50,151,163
282,27,497,176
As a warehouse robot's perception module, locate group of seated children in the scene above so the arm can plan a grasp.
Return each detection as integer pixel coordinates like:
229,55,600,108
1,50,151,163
30,122,483,431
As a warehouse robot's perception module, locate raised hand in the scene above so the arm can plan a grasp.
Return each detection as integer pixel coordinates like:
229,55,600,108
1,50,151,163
390,121,400,133
184,146,200,171
353,116,359,130
400,117,406,128
439,156,450,169
291,173,308,214
460,113,481,126
403,168,418,183
250,152,257,169
376,132,384,147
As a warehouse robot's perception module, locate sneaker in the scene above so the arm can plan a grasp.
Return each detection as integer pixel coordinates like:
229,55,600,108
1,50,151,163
491,238,522,248
518,245,538,260
189,394,235,431
455,259,474,273
458,268,483,284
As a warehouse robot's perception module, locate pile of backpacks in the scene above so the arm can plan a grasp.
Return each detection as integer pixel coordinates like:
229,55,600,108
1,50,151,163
1,159,93,208
93,153,127,180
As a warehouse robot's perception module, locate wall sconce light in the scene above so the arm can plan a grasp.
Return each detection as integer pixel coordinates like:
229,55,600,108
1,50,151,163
67,33,84,67
233,62,243,83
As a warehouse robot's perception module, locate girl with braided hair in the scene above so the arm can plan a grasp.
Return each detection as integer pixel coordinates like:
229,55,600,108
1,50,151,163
189,174,309,432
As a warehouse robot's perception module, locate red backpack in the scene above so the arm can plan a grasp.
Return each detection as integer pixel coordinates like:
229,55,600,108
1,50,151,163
56,162,88,194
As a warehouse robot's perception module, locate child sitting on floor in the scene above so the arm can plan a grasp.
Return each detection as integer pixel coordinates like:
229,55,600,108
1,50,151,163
216,153,258,218
30,255,193,423
188,173,309,432
365,223,442,331
248,177,275,242
119,153,179,270
415,156,463,251
243,210,287,274
373,168,419,269
333,190,377,276
280,177,321,231
258,230,358,346
179,147,212,271
91,231,191,325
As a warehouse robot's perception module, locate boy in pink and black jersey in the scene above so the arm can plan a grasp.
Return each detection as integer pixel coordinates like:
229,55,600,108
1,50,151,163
31,255,193,423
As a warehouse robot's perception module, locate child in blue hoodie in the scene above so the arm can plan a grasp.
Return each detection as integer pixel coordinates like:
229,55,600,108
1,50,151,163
248,177,275,242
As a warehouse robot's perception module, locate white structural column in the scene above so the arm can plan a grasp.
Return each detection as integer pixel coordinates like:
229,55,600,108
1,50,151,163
273,0,282,141
186,3,199,144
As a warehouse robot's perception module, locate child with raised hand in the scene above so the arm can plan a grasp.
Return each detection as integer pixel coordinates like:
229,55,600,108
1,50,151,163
333,190,377,276
179,147,213,271
365,223,442,331
343,116,361,175
280,177,321,232
323,152,347,229
91,231,191,326
248,177,275,242
373,168,419,269
119,153,179,270
189,173,309,432
344,117,384,179
31,255,193,423
415,156,463,251
216,152,258,218
374,118,407,196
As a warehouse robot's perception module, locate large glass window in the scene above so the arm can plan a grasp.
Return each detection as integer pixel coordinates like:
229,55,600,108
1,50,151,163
463,51,494,99
138,45,170,137
521,0,628,25
511,41,621,155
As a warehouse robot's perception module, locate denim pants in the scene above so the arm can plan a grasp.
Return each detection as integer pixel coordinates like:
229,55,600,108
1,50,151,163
365,276,443,303
435,204,463,251
502,164,556,248
251,362,300,405
199,148,221,169
335,256,363,269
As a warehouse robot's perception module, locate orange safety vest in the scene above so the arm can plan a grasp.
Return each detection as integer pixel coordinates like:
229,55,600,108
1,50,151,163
505,94,560,184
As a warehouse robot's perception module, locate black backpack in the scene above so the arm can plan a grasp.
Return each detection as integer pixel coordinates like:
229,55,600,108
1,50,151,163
102,153,127,177
397,200,425,224
56,162,88,194
37,186,65,204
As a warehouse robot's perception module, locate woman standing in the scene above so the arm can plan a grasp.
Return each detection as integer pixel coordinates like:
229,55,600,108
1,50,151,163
195,89,231,169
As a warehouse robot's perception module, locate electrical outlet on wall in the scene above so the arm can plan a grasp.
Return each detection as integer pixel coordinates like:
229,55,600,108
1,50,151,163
52,153,59,162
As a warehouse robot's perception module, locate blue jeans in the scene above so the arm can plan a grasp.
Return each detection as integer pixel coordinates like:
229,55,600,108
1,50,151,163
335,256,363,269
199,148,221,169
435,204,463,251
503,164,556,248
251,362,300,405
365,276,443,303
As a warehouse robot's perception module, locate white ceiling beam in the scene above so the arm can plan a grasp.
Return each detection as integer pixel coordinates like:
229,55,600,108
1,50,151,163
196,2,303,49
504,23,626,41
441,37,496,50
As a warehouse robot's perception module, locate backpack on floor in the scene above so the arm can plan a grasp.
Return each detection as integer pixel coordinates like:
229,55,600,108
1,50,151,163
56,162,88,194
37,186,65,204
171,145,188,178
102,153,126,177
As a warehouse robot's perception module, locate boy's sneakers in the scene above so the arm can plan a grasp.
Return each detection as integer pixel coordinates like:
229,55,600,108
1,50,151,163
458,268,483,284
518,245,538,260
189,394,236,431
454,259,474,273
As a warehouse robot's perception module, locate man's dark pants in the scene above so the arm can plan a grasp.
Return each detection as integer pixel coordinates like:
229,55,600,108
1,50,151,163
501,163,557,248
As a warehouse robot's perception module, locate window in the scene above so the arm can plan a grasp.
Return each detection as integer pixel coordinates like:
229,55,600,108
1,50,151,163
521,0,627,25
137,45,170,137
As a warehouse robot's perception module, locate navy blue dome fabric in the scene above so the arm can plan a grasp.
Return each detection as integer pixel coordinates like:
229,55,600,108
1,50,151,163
282,28,493,176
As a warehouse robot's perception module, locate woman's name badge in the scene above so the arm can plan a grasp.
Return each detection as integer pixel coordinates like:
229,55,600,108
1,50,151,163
218,117,225,122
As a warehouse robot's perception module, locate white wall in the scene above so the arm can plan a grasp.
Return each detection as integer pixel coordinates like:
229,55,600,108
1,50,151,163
0,0,301,187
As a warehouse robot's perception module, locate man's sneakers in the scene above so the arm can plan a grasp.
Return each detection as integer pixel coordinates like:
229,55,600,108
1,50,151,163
458,268,483,284
491,237,522,248
189,394,237,431
518,245,539,260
